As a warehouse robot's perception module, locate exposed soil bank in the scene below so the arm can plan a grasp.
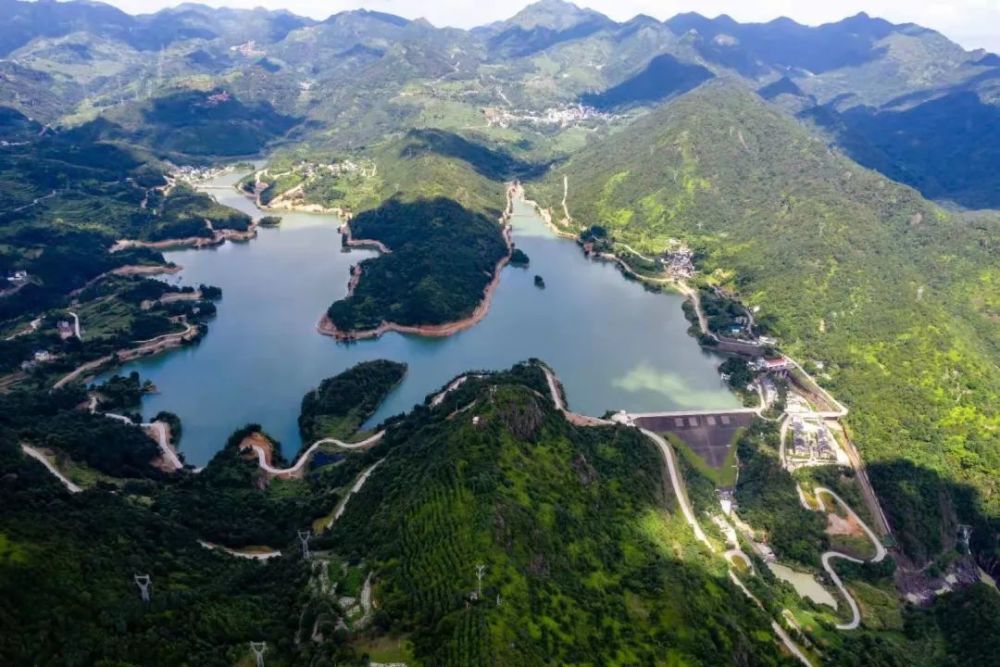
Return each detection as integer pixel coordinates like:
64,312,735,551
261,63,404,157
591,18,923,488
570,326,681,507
112,226,257,252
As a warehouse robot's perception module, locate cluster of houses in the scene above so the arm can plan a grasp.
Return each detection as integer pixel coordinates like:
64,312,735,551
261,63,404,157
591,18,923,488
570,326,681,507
230,40,264,57
661,241,695,279
172,165,219,182
20,349,54,371
482,104,615,129
786,416,849,469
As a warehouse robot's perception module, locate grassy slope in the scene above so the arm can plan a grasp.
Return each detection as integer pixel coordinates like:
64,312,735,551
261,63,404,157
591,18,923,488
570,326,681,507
329,364,787,665
535,78,1000,564
364,130,510,215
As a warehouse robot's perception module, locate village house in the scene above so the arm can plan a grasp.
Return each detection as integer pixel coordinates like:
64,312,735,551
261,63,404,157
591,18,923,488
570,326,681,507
754,356,792,373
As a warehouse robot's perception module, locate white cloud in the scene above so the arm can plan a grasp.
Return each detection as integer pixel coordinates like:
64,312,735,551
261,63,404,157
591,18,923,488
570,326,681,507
104,0,1000,53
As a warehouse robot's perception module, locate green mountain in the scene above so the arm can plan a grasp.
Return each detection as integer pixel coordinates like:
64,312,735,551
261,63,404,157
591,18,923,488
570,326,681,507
479,0,617,58
325,364,788,664
2,1,1000,662
86,88,299,158
534,79,1000,569
3,0,997,206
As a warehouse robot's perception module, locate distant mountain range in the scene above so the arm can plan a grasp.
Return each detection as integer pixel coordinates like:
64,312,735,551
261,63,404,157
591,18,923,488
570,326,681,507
1,0,998,205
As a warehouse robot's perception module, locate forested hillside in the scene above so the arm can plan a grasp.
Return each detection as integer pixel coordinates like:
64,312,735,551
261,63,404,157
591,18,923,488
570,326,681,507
328,364,787,665
319,129,516,334
299,360,407,441
535,79,1000,569
0,109,246,332
2,0,1000,661
327,197,508,332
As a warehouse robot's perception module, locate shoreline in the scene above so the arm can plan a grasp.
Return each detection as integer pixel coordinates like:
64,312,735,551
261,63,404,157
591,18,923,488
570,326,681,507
111,226,258,253
339,222,390,253
317,183,517,342
235,172,353,219
53,321,201,390
521,184,691,295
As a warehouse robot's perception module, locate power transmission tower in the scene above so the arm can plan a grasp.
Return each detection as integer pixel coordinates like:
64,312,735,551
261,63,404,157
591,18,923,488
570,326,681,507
297,530,311,559
133,574,151,603
475,564,486,600
958,525,973,553
250,641,266,667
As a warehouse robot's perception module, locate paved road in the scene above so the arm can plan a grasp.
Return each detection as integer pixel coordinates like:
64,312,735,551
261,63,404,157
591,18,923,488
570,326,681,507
21,445,82,493
537,364,812,663
198,540,281,561
430,375,479,407
244,431,385,477
328,459,384,527
638,429,711,548
68,311,81,339
796,484,886,630
96,400,184,472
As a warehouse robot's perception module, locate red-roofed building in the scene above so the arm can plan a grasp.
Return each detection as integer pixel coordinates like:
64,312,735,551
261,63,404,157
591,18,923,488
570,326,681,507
755,356,792,372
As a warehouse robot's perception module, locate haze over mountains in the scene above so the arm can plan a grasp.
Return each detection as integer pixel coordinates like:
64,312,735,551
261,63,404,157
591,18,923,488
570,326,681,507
2,0,999,206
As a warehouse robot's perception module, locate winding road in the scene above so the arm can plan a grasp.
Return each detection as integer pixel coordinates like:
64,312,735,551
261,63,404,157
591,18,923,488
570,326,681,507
90,397,184,472
328,459,384,528
198,540,281,561
21,445,82,493
68,311,81,339
797,485,887,630
538,365,812,665
243,431,385,477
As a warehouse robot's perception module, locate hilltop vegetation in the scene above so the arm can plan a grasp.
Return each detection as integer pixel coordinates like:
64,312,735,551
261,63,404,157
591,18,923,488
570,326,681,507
0,110,247,325
2,0,1000,660
328,364,786,665
299,360,407,441
327,197,508,332
80,89,298,159
536,79,1000,570
2,359,999,665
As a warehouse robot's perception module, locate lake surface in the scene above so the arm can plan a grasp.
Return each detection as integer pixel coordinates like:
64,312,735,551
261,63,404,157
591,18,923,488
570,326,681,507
115,169,738,464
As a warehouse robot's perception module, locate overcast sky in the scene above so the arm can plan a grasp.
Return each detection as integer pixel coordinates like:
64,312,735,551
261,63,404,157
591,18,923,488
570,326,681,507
105,0,1000,53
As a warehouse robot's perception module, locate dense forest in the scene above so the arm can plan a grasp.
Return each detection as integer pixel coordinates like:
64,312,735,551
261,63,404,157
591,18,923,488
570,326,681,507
327,363,788,665
0,109,243,329
734,422,829,566
2,344,999,665
299,360,407,441
327,198,508,332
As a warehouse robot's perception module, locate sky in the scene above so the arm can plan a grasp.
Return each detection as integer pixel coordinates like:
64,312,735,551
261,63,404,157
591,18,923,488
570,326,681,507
104,0,1000,53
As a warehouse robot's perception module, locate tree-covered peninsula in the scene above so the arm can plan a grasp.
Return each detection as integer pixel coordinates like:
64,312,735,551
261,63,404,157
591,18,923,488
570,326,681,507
326,197,508,334
299,359,407,441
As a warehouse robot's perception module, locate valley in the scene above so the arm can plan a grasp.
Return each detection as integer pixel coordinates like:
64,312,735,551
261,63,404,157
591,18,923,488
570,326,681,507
1,0,998,665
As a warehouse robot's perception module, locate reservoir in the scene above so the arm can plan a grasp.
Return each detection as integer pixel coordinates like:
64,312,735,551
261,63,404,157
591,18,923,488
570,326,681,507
116,169,739,464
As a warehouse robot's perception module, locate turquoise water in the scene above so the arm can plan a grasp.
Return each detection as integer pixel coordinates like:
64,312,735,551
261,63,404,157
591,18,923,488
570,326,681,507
115,170,738,464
